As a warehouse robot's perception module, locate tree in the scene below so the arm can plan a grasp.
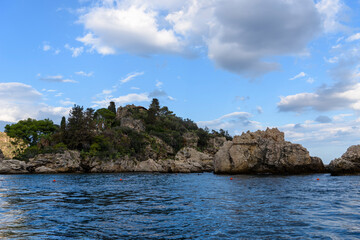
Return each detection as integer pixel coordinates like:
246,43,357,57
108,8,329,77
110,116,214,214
94,108,116,130
147,98,160,124
108,101,116,114
60,116,66,132
65,105,96,150
5,118,57,146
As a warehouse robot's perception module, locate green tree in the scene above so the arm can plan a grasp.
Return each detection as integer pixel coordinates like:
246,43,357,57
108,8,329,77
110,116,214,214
108,101,116,114
65,105,96,150
94,108,116,130
146,98,160,124
5,118,57,146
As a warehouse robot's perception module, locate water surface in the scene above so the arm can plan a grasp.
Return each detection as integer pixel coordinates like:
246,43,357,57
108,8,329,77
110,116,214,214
0,173,359,239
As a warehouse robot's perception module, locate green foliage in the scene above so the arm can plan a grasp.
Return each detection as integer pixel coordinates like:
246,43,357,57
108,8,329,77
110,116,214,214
6,100,233,161
107,101,116,114
5,118,57,146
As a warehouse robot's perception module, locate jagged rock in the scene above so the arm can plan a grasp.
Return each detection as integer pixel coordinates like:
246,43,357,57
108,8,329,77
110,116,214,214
86,157,138,173
0,159,28,174
214,128,325,174
183,132,199,148
328,145,360,175
27,150,82,173
116,105,146,132
164,147,213,173
135,159,165,172
0,149,4,160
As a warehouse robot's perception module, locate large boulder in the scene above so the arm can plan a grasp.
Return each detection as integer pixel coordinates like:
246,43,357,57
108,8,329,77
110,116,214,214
214,128,325,174
27,150,82,173
328,145,360,175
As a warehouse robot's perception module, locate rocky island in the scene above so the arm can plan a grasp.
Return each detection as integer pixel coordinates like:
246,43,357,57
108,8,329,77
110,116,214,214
0,99,358,175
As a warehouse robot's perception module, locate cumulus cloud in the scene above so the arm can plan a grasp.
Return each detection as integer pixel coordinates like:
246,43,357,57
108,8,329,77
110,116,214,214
39,75,78,83
0,82,70,123
280,116,360,163
77,5,183,55
278,43,360,113
76,0,323,78
197,112,261,134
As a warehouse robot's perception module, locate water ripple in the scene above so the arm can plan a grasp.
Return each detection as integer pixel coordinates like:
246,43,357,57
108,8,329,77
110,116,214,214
0,173,360,239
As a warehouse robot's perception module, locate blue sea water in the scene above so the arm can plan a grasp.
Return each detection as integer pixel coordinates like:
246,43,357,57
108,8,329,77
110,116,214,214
0,173,359,239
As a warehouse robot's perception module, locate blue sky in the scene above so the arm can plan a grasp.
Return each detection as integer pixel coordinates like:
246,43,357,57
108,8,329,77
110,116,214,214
1,0,360,163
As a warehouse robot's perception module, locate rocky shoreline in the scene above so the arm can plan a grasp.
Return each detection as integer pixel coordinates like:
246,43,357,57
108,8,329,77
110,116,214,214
0,128,359,175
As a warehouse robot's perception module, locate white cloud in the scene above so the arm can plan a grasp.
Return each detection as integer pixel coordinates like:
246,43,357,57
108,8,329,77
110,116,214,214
77,5,183,55
306,77,315,84
155,80,163,88
93,93,150,107
65,44,84,57
0,82,70,123
347,32,360,42
256,106,263,114
39,75,78,83
75,71,93,77
76,0,322,78
315,0,347,33
131,87,140,90
120,72,144,84
290,72,307,80
60,99,75,106
43,44,51,51
279,116,360,163
197,112,261,133
325,56,339,63
168,96,175,101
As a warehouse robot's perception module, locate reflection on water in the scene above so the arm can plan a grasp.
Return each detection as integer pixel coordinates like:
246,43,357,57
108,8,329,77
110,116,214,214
0,173,360,239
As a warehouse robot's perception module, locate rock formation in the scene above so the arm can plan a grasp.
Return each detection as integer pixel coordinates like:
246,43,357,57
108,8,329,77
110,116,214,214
328,145,360,175
116,105,146,132
26,151,82,173
214,128,325,174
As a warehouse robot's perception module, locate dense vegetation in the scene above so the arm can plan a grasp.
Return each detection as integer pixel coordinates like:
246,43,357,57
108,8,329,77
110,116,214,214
5,99,232,160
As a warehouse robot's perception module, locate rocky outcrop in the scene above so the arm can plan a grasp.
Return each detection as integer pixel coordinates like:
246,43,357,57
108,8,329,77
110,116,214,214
86,147,213,173
26,150,82,173
0,159,28,174
0,149,4,160
0,132,25,159
183,132,199,148
116,105,146,132
214,128,325,174
328,145,360,175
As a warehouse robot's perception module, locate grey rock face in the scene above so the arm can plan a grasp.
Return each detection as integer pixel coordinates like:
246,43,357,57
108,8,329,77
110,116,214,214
328,145,360,175
27,150,82,173
116,105,146,132
0,159,28,174
214,128,325,174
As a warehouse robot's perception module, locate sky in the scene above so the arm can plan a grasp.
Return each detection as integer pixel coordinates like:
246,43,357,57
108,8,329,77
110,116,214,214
1,0,360,163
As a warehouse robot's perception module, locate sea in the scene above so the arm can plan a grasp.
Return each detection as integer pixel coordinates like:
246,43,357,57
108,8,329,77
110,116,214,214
0,173,359,239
